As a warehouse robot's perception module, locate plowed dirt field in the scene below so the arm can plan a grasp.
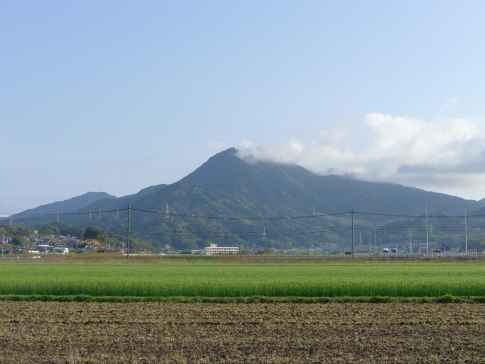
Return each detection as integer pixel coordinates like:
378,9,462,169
0,302,484,363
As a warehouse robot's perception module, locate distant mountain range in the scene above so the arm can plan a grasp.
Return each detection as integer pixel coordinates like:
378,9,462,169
7,148,485,251
15,192,116,216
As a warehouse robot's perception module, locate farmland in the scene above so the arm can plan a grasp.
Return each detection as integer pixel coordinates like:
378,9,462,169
1,260,485,299
2,260,485,362
1,301,485,363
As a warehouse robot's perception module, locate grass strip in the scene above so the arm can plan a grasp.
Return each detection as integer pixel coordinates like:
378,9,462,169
0,294,483,303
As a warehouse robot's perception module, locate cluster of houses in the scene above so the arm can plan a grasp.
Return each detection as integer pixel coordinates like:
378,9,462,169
1,234,86,254
1,233,243,256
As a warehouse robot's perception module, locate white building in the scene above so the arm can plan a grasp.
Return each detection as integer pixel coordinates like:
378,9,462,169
53,247,69,254
204,244,239,255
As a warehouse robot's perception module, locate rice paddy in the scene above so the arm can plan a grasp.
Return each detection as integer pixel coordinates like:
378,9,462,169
1,261,484,299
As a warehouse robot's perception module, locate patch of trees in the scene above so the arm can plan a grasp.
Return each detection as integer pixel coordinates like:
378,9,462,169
83,226,153,252
84,226,110,242
11,236,30,247
37,225,86,237
0,224,86,238
61,226,86,237
0,225,34,237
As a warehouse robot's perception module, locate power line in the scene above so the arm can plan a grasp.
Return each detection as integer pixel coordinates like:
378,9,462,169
127,225,479,239
3,206,485,241
2,207,485,220
130,208,349,220
1,209,124,217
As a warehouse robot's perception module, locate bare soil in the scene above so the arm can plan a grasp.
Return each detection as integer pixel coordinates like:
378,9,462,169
0,302,484,363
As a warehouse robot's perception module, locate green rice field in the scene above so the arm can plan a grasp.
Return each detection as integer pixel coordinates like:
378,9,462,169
1,262,485,298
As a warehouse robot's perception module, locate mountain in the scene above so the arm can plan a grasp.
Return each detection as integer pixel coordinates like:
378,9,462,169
14,192,116,217
181,148,485,218
63,184,168,212
7,148,485,251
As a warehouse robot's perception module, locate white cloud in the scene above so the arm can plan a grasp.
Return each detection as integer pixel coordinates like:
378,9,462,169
238,113,485,200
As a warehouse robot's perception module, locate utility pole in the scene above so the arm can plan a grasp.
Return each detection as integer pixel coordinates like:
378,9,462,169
375,229,377,256
127,205,131,261
369,228,372,254
426,202,429,257
2,234,4,259
351,208,355,258
465,205,468,255
122,223,125,252
408,226,413,254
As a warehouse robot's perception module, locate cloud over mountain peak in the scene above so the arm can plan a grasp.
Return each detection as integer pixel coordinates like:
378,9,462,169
238,113,485,200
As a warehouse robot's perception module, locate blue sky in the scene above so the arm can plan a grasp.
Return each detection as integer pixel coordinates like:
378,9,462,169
2,1,485,215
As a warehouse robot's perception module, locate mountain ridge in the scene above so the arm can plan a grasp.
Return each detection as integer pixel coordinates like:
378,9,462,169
181,148,485,217
15,192,116,217
6,148,485,251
